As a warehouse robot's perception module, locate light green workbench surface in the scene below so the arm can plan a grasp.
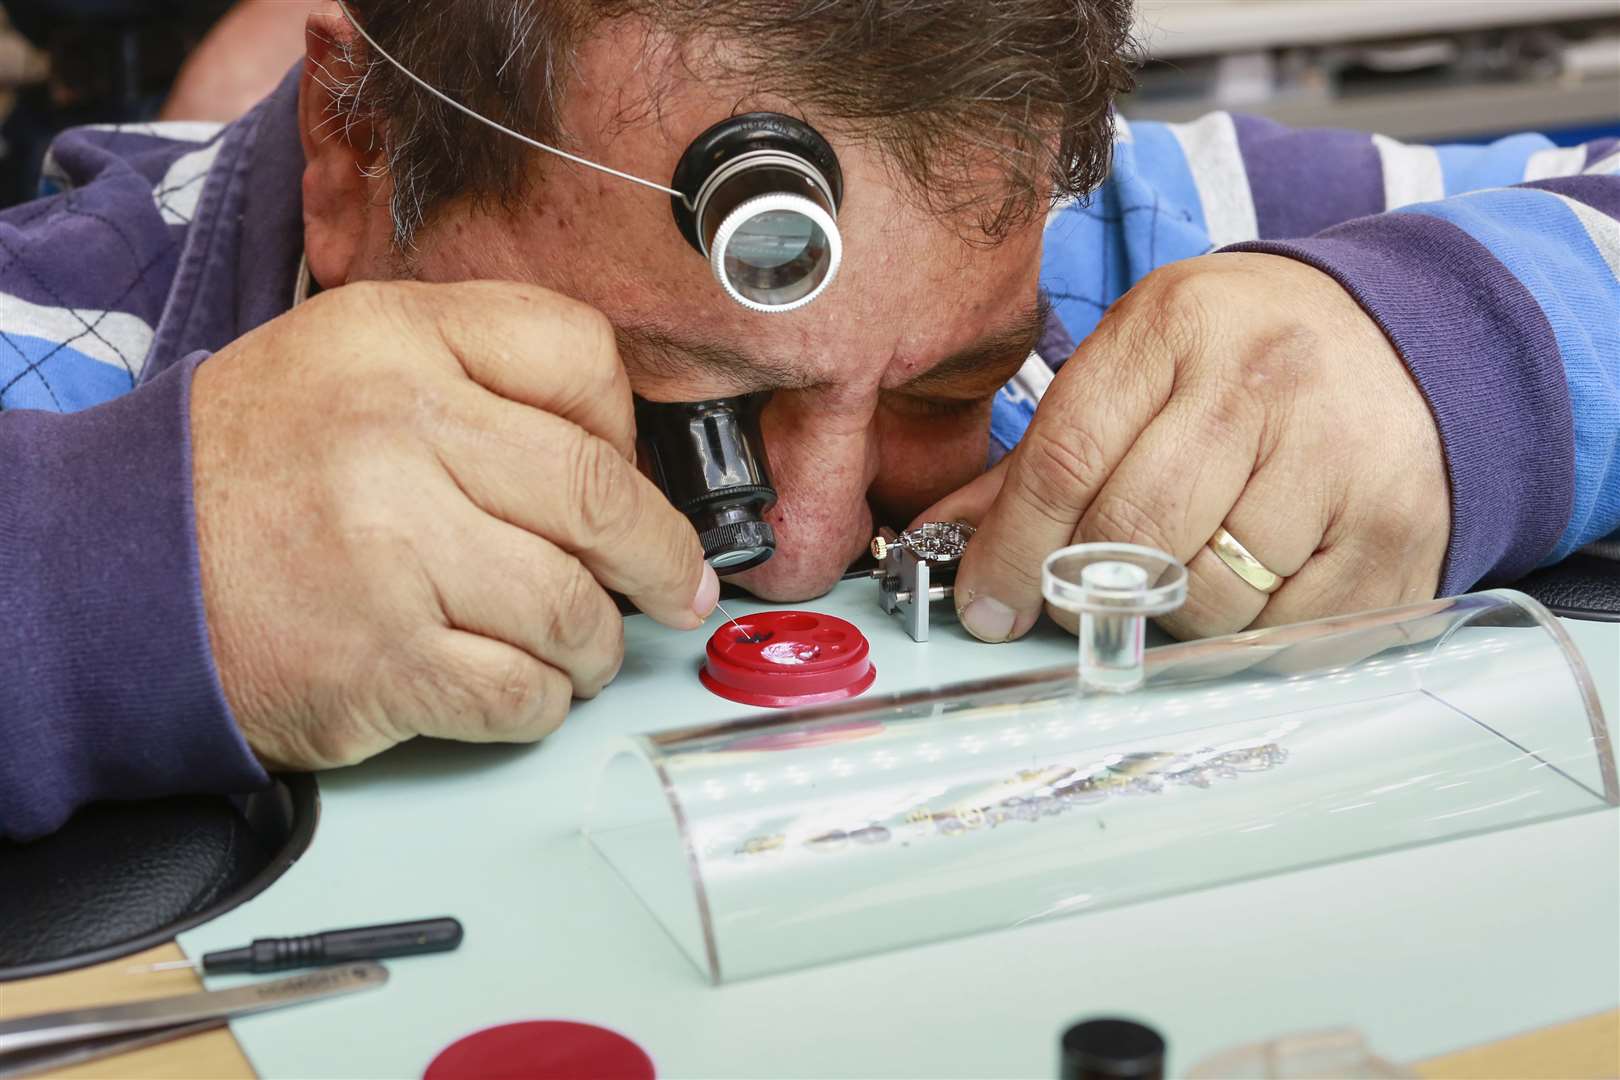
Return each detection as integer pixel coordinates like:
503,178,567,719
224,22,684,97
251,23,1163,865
179,584,1620,1079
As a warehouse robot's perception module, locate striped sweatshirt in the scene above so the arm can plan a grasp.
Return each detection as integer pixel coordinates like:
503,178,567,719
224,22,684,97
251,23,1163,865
1,71,1617,837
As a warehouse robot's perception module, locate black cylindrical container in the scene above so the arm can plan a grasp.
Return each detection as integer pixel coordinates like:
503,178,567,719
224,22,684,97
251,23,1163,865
1060,1018,1166,1080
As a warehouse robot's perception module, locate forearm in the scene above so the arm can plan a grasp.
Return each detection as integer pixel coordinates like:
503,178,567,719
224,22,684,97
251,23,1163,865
0,355,267,840
1225,169,1620,591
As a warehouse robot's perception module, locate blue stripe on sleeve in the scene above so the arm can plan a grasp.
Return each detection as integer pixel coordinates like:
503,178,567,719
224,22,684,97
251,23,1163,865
0,335,138,412
1128,122,1208,240
989,389,1037,457
1401,189,1620,561
1042,199,1115,344
1433,133,1554,196
1042,123,1224,345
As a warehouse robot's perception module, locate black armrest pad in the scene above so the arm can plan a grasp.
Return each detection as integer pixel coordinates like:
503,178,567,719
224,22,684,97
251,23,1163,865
1510,554,1620,622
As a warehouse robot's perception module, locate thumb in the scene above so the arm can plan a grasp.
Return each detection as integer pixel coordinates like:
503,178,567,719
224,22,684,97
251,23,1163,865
908,456,1012,532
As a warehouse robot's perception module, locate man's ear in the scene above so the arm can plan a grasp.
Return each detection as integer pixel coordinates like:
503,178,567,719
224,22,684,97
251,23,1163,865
298,10,387,289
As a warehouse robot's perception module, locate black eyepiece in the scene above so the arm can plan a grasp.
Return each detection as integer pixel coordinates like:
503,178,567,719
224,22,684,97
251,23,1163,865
636,395,777,574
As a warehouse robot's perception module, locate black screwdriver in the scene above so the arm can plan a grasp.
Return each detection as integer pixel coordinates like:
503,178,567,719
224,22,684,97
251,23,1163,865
130,917,464,975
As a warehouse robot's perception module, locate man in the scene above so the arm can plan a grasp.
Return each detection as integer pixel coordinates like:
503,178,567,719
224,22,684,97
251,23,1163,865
2,2,1615,840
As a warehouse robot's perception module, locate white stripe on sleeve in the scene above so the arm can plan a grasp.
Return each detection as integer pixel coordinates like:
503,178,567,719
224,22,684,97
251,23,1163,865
1007,351,1055,406
153,142,224,226
1168,112,1258,247
1584,149,1620,176
1545,191,1620,283
86,121,224,143
0,294,154,378
1372,134,1444,209
1522,145,1590,182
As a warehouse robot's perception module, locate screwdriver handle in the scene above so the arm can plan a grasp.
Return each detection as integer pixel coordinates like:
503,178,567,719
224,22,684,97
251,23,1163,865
202,917,463,974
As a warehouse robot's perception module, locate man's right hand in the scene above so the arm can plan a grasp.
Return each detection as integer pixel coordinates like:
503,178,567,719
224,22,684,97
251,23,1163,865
190,280,718,769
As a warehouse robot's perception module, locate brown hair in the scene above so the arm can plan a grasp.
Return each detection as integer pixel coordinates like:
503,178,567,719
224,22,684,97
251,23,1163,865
329,1,1139,246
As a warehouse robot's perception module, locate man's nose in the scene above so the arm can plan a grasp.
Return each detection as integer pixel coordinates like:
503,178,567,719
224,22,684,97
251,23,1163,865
727,390,879,602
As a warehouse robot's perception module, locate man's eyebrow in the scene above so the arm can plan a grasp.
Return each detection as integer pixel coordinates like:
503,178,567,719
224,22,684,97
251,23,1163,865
617,293,1052,395
898,293,1052,395
616,323,809,391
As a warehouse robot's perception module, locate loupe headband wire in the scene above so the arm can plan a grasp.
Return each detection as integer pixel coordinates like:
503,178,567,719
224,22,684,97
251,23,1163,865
332,0,694,210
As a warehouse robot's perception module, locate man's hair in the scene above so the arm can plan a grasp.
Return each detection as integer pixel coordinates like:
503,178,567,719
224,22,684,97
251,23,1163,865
328,1,1139,247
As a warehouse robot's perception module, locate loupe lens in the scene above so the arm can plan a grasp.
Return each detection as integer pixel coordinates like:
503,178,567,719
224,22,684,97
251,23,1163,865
722,207,833,307
671,114,844,314
710,545,768,570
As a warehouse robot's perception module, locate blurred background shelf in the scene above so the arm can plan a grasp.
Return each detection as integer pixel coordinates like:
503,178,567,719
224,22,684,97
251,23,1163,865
1126,0,1620,143
1135,0,1619,59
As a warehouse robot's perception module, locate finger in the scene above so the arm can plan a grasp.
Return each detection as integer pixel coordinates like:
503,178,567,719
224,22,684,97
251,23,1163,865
403,629,573,744
432,503,627,698
907,456,1010,531
955,337,1174,642
1074,394,1258,564
398,279,638,460
434,392,715,630
1157,454,1328,639
1250,539,1416,632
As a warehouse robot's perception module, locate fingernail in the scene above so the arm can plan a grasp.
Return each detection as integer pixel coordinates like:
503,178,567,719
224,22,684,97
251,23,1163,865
960,595,1017,643
692,563,720,622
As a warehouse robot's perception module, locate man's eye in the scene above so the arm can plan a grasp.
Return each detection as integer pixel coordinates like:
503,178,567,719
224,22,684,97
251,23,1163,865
885,393,991,419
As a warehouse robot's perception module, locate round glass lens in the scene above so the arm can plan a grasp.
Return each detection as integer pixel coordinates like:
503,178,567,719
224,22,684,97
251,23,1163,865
710,546,768,570
722,207,832,306
729,209,815,269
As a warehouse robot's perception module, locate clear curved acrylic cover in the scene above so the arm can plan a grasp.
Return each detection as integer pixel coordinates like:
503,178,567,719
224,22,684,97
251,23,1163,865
586,590,1614,983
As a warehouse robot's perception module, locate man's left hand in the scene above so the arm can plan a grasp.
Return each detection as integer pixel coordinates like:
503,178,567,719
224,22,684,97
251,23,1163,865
925,253,1451,642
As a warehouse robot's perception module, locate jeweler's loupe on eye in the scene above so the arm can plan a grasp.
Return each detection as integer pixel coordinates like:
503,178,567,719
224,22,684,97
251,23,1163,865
671,114,844,313
333,1,843,315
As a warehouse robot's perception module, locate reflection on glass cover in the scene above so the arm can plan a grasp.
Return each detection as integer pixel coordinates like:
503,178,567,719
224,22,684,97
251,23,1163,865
587,591,1614,983
730,209,815,269
723,209,831,305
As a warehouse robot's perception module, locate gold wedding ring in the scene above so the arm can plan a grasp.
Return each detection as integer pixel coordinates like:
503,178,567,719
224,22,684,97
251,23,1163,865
1208,527,1285,595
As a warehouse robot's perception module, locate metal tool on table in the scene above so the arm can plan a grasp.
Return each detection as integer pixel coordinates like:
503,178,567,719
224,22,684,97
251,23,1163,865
870,521,976,641
0,963,388,1078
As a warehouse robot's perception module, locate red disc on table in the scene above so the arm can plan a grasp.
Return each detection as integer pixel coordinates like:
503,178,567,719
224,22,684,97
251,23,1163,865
423,1021,654,1080
700,610,876,709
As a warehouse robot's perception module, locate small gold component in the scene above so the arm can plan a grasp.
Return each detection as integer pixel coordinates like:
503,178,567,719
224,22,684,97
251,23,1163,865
871,535,889,561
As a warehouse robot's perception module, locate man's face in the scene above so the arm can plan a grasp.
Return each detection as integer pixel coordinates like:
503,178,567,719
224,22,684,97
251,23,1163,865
323,22,1047,602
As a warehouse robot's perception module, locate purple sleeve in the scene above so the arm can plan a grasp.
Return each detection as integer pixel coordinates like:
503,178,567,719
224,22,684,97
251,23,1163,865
1226,215,1572,594
0,352,268,840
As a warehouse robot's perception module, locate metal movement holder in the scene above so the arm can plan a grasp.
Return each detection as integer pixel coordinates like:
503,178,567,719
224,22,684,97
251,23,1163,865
870,522,976,642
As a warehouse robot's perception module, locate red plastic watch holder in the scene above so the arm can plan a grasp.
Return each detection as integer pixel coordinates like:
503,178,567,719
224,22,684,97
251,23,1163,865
699,610,876,708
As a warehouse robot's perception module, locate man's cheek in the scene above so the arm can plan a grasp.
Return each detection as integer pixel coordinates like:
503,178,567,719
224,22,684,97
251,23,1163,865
867,406,992,527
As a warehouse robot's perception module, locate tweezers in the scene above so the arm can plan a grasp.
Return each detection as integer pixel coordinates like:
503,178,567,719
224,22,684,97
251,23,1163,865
0,961,388,1078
